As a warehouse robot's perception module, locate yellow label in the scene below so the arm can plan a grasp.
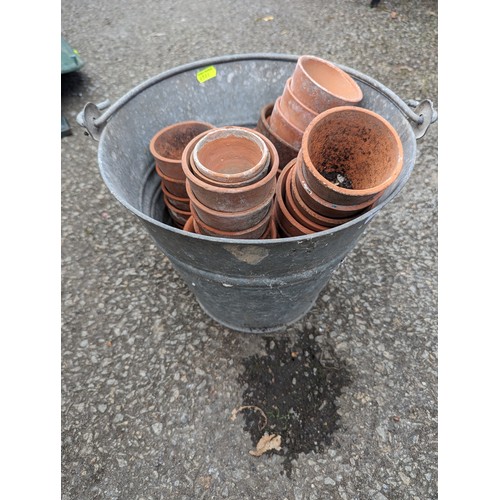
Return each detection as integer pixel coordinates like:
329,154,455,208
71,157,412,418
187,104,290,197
196,66,217,83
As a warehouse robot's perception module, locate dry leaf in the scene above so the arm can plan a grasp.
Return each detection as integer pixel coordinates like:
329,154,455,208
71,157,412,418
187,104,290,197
390,11,397,19
249,433,282,457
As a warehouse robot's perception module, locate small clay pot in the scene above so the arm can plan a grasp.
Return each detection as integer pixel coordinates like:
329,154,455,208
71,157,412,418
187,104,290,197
256,102,299,171
186,181,274,232
268,96,303,150
280,78,318,131
182,128,279,213
288,160,358,227
150,121,214,180
192,127,270,185
290,55,363,113
275,159,315,237
294,152,379,218
157,168,188,198
301,106,404,206
192,207,272,239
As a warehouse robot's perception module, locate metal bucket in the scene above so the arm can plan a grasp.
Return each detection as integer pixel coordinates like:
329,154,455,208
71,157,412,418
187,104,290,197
80,54,436,333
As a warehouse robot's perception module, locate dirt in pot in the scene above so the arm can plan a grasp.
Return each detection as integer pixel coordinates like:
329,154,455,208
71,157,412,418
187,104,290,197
236,327,352,477
320,168,354,189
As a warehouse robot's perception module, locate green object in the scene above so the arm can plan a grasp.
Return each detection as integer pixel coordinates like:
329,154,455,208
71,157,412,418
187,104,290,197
61,36,84,74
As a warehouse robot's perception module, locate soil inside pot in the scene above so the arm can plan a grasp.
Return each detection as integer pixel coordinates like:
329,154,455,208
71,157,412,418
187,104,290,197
155,124,212,160
320,168,354,189
237,328,351,477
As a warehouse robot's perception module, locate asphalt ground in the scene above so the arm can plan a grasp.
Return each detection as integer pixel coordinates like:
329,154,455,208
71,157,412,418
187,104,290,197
60,0,438,498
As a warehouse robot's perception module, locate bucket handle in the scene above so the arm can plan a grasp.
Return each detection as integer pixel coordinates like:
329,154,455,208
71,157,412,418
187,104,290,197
76,54,437,141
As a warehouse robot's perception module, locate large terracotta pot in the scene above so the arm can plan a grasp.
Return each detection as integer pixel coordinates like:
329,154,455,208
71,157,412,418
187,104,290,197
301,106,404,206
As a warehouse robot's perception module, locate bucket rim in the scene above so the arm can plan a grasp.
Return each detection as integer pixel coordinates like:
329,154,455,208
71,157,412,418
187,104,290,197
98,52,417,245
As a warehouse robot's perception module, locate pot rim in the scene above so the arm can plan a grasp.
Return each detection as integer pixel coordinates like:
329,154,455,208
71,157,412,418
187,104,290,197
192,127,270,183
301,106,404,197
149,120,214,163
295,55,363,104
182,128,279,196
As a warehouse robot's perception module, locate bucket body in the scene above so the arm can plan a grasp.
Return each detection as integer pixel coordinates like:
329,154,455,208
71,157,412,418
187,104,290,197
95,54,417,333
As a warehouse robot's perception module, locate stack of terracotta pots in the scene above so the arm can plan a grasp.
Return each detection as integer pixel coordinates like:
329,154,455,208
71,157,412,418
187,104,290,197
256,55,364,172
181,126,279,239
275,106,404,237
149,121,214,228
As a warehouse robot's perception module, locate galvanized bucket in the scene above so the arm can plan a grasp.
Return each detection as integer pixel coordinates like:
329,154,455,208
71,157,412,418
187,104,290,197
80,54,436,333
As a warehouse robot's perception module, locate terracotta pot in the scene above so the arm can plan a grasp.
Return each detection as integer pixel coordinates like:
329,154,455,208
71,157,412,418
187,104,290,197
280,78,318,131
150,121,214,180
192,127,270,185
281,161,329,232
255,102,299,171
268,96,303,150
157,169,188,198
192,207,272,239
182,128,279,213
301,106,404,205
164,195,191,227
275,159,314,237
290,55,363,113
288,160,359,227
186,181,274,232
183,216,195,233
294,152,379,218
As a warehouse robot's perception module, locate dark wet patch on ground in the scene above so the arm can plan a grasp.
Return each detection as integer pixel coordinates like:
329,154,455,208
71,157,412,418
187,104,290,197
237,328,352,477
